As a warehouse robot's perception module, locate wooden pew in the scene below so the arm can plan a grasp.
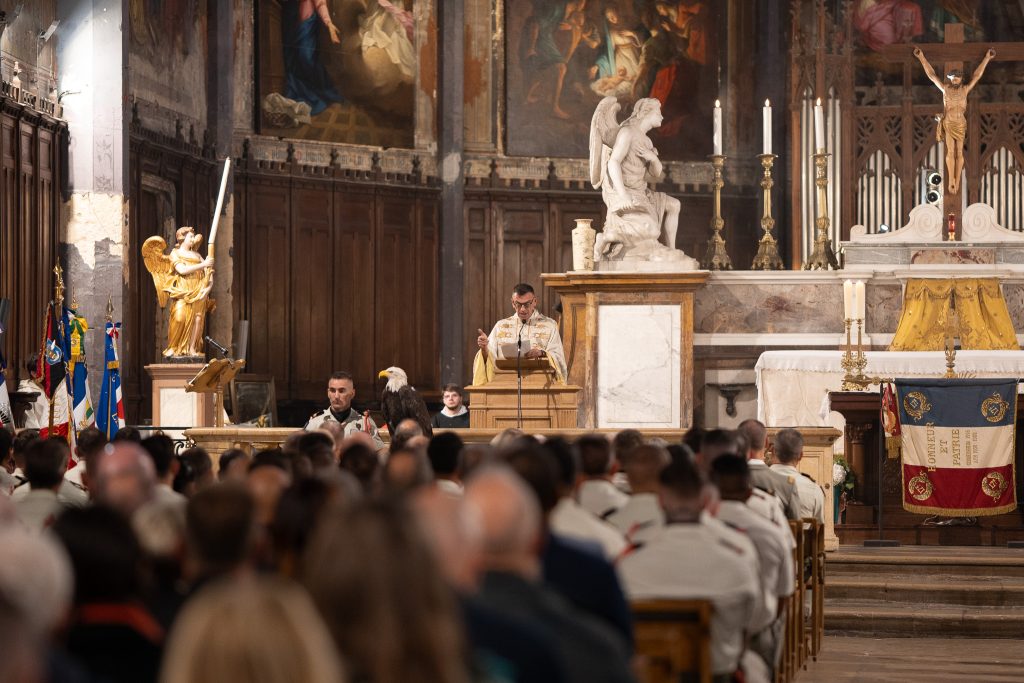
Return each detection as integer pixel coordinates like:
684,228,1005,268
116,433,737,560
632,599,713,683
807,518,826,659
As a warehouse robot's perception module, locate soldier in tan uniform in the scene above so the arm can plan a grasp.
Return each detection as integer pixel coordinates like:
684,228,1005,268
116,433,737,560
770,428,824,524
305,371,385,453
472,283,567,384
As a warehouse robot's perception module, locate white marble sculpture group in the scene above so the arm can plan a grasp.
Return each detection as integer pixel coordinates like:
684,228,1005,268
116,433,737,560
589,97,698,269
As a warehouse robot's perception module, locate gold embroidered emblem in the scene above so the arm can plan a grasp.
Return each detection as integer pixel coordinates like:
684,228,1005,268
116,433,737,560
907,473,933,501
903,392,932,420
981,471,1009,501
981,393,1010,423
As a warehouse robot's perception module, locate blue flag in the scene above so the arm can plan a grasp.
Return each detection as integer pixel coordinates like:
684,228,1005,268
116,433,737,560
97,321,124,439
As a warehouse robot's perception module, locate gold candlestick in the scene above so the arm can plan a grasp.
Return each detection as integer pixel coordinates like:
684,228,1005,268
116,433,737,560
841,316,889,389
702,154,732,270
751,153,783,270
804,151,839,270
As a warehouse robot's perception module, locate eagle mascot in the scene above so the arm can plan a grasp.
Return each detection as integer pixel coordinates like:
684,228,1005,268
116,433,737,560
378,366,433,436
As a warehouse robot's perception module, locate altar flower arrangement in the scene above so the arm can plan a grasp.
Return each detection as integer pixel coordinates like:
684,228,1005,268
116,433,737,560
832,455,857,523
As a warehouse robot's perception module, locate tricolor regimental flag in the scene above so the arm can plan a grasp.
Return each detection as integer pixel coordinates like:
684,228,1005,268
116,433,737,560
65,305,95,433
97,321,124,439
896,378,1017,517
37,301,71,439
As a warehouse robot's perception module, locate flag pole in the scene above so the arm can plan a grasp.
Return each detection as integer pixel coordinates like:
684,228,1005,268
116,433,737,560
207,157,231,263
47,263,65,433
105,296,114,439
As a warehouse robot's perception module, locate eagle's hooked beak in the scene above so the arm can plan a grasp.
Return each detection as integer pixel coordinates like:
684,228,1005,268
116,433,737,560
377,370,389,379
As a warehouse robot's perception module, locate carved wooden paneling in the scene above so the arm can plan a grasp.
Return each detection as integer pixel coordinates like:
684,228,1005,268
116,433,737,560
247,184,291,391
0,100,65,399
334,191,376,397
232,162,441,421
290,184,333,397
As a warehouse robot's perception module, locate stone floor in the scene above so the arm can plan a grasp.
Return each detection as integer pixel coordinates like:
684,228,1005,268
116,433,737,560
809,546,1024,681
801,636,1024,682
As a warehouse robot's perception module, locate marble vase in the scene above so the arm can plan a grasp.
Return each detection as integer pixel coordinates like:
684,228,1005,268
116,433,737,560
571,218,596,271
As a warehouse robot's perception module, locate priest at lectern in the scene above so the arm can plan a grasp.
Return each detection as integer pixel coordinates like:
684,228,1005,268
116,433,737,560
472,283,567,385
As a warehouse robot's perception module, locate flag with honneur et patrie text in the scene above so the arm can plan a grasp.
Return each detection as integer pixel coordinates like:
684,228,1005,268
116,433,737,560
896,378,1017,517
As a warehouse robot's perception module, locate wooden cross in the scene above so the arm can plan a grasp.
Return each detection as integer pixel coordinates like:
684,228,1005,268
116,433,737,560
883,31,1024,237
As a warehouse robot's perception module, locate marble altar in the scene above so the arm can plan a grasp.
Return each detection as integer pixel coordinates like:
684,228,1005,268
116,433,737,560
755,350,1024,451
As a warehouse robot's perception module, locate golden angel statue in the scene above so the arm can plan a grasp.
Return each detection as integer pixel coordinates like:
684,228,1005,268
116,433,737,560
142,226,216,358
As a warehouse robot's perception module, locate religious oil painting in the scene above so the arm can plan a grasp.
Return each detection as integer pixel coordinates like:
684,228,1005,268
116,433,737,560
506,0,719,161
257,0,415,147
849,1,1024,80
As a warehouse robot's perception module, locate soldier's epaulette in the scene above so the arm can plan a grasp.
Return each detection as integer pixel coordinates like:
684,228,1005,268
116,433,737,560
787,476,796,485
801,472,816,483
717,537,746,555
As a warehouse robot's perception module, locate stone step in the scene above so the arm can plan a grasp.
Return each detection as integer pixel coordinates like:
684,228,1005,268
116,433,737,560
826,574,1024,607
825,600,1024,638
828,546,1024,578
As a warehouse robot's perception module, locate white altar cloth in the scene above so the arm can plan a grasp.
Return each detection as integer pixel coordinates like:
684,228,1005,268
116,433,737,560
755,350,1024,451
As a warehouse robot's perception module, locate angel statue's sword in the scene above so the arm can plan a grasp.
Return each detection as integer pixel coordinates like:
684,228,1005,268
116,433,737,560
206,157,232,263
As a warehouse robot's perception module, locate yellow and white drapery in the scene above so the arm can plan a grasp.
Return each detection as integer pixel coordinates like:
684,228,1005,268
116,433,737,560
889,278,1018,352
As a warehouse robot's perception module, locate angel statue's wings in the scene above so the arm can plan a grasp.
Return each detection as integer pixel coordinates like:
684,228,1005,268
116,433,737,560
589,97,622,189
141,236,174,308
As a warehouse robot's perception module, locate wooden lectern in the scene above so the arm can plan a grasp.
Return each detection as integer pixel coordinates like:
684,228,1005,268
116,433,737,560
186,358,246,427
467,358,580,429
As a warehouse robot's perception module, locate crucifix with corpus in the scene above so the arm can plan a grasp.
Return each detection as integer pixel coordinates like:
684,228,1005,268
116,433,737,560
899,24,1024,235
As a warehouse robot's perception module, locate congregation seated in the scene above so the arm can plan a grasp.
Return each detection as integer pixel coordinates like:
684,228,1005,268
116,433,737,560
770,429,825,524
576,434,629,519
544,437,628,560
0,418,819,683
618,457,764,682
606,443,671,543
501,440,634,650
465,467,634,683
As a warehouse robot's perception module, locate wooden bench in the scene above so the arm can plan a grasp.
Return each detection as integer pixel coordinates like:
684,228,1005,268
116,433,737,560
632,599,713,683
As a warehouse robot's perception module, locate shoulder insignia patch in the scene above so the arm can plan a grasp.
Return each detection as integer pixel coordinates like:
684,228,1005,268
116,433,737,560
787,476,796,485
717,538,745,555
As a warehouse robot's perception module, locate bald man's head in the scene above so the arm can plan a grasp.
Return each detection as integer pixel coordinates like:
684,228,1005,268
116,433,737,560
463,468,541,578
92,442,157,516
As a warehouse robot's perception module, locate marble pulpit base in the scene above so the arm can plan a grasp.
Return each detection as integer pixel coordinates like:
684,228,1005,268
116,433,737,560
543,270,709,428
146,363,215,438
597,305,680,427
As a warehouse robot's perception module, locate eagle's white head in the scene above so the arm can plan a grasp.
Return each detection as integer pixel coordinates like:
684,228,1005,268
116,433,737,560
378,366,409,392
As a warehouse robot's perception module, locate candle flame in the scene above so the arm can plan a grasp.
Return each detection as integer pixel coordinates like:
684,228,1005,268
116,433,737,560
816,97,822,106
714,99,720,108
765,99,770,107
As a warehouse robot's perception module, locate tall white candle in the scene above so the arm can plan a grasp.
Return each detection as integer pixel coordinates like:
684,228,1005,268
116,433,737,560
855,280,866,321
713,99,722,155
814,97,825,152
763,99,772,155
843,280,853,319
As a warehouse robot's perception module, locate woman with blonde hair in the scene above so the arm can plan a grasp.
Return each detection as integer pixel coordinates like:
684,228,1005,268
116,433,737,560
304,499,470,683
160,577,344,683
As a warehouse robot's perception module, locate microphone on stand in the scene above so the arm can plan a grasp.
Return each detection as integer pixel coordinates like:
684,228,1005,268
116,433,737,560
516,318,525,429
205,335,229,357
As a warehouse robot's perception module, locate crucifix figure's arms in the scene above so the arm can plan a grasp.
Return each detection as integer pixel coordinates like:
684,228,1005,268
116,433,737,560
966,48,997,93
913,47,944,90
